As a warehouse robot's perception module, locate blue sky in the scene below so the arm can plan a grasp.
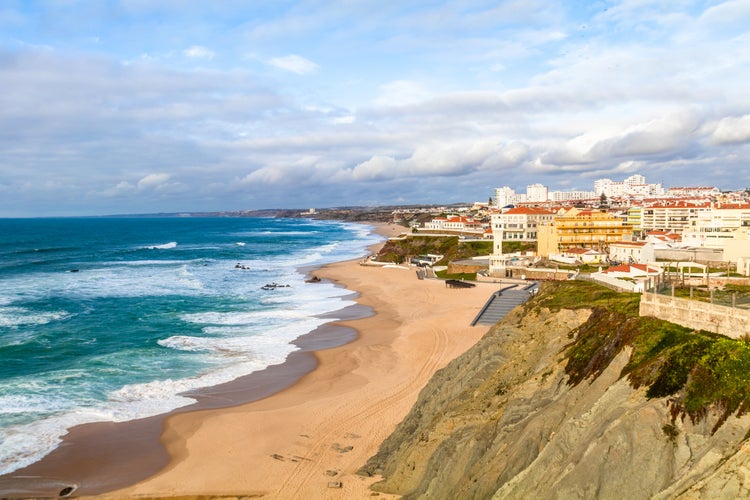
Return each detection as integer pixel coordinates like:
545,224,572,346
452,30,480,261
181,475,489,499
1,1,750,216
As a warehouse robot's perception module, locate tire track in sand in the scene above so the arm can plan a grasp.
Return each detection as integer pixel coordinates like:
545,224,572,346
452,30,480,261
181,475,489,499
274,281,451,498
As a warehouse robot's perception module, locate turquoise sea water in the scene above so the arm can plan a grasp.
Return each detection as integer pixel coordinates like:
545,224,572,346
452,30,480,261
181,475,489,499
0,217,379,475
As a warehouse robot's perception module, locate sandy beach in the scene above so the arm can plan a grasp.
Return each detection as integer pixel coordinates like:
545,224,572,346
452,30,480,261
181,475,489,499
96,223,496,499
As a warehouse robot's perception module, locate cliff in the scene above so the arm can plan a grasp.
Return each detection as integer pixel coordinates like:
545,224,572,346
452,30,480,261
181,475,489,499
361,281,750,499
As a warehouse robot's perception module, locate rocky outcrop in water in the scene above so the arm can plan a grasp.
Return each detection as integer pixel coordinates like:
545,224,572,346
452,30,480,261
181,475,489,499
361,282,750,499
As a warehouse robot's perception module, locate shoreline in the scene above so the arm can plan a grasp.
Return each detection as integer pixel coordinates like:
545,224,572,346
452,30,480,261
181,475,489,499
0,222,398,498
0,222,497,499
108,223,497,498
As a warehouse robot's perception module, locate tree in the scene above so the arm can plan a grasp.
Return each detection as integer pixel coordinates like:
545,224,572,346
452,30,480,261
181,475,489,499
599,192,608,208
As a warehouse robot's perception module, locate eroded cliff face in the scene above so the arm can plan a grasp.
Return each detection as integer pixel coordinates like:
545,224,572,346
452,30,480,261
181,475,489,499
361,293,750,499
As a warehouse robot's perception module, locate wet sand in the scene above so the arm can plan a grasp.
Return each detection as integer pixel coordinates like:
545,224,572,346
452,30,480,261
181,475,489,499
107,224,496,499
0,222,496,499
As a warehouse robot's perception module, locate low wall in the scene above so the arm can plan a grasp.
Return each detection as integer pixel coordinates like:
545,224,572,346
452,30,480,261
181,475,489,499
639,293,750,338
447,261,488,274
508,268,571,281
654,247,723,264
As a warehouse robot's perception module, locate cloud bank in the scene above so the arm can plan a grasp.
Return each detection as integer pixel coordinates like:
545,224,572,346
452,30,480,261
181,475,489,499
0,1,749,216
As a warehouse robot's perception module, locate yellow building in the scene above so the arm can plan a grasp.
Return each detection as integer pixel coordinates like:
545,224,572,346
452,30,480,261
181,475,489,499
538,208,634,257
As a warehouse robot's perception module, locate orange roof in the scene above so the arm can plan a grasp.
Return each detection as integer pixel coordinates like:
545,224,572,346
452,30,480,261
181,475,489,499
504,207,555,215
446,216,475,223
604,263,657,274
610,241,647,247
645,200,711,208
714,203,750,209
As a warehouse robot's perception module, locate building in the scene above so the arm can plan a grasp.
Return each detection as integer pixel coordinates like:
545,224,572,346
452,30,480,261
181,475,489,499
666,186,721,198
645,230,683,248
626,206,643,233
526,183,549,203
549,190,597,203
424,215,482,232
599,263,662,288
494,186,522,208
681,204,750,249
537,208,634,257
550,247,607,265
491,207,555,250
641,200,711,233
594,174,664,199
609,241,656,264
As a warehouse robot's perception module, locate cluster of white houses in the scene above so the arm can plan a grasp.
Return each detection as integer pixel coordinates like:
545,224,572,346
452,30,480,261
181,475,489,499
417,175,750,279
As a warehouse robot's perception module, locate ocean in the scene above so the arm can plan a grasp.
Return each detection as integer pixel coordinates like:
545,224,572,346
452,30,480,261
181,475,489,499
0,216,380,476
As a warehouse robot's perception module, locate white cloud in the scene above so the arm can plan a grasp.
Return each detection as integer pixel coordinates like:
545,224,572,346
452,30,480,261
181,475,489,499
183,45,215,60
352,155,398,181
708,115,750,145
3,2,750,216
268,54,318,75
137,173,171,190
238,166,286,185
100,181,136,197
375,80,432,107
333,115,355,124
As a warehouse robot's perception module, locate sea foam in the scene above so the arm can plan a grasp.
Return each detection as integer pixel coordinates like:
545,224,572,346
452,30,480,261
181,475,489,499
0,218,382,476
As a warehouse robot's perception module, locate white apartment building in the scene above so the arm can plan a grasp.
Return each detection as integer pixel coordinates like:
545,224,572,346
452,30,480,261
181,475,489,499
494,186,523,207
641,201,711,233
491,207,555,253
526,183,549,202
681,205,750,249
594,174,664,199
549,190,597,202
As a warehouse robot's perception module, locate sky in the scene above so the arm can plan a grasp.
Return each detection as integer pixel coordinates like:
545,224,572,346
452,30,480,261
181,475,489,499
1,1,750,216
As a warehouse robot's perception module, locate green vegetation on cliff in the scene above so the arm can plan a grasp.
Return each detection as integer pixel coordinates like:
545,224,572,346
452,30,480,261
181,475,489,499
363,280,750,499
377,235,491,265
539,281,750,432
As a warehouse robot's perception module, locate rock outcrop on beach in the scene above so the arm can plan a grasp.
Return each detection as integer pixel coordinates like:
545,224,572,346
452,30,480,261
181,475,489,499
361,281,750,499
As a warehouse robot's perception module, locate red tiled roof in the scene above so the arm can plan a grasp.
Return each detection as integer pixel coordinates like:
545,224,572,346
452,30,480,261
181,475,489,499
604,263,656,274
504,207,555,215
604,263,661,274
715,203,750,209
610,241,647,247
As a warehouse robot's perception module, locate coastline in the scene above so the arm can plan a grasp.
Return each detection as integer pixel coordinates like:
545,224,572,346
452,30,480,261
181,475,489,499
106,222,497,499
0,222,496,499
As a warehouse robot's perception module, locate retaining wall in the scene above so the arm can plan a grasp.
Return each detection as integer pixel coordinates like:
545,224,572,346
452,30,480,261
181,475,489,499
639,293,750,338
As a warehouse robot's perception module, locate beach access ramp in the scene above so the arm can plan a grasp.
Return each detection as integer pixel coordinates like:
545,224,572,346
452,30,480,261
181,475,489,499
471,283,538,326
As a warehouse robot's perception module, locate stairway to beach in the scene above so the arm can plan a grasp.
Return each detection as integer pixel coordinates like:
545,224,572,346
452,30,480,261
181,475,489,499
471,283,538,326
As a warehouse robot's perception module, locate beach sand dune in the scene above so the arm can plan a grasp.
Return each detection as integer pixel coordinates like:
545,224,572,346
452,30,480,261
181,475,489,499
107,226,495,499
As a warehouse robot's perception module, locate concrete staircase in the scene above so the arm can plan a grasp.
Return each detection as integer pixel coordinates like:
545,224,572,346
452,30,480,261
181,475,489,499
471,283,538,326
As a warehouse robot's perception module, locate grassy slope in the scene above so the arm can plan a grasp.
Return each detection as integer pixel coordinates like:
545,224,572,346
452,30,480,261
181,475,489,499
536,281,750,432
377,236,492,265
